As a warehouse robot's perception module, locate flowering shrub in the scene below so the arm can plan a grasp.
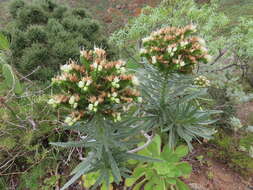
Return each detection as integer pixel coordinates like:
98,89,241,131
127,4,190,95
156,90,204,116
48,47,149,190
137,25,220,149
140,25,212,73
48,47,141,125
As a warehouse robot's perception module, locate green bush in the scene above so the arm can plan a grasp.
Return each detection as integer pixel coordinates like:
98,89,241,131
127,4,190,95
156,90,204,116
6,0,112,81
125,135,192,190
210,130,253,177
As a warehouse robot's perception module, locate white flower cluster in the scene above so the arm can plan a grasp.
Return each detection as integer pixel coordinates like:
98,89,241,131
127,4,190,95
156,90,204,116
64,116,78,126
69,95,79,109
151,56,157,64
108,92,120,104
60,64,72,73
167,46,177,56
194,76,211,87
180,41,189,47
137,97,143,103
112,77,120,88
47,98,60,108
204,54,212,62
78,79,92,91
88,101,99,112
112,112,121,122
140,48,148,55
189,24,197,32
50,47,143,126
142,36,154,43
92,62,103,71
132,76,140,86
116,60,126,74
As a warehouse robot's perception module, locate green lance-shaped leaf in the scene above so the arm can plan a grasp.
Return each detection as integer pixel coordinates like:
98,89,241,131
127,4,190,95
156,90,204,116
50,140,88,148
61,167,92,190
60,154,95,190
107,151,121,184
122,152,163,162
0,33,10,50
2,63,23,94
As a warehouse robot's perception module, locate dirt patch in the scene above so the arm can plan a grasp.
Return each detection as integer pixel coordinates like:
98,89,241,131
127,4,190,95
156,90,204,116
185,159,252,190
236,101,253,125
183,144,253,190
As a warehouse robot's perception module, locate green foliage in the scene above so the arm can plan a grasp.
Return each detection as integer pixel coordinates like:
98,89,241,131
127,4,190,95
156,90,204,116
51,115,158,190
137,62,220,150
125,135,191,190
239,133,253,158
0,91,66,189
210,130,253,176
0,32,22,94
0,177,7,190
229,116,243,132
110,0,253,105
82,171,114,190
18,159,60,190
110,0,229,53
0,33,9,50
1,63,22,94
6,0,112,81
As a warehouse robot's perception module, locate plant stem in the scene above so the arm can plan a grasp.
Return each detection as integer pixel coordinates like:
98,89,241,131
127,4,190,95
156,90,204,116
160,72,169,105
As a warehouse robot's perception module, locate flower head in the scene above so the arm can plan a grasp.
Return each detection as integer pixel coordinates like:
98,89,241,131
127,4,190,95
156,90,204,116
49,47,142,125
194,75,210,87
140,25,211,73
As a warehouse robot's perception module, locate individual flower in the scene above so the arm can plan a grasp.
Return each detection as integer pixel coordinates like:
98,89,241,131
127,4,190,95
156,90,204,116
132,76,140,86
48,98,60,108
78,80,85,88
197,37,206,46
112,77,120,88
137,97,143,103
140,48,148,55
60,64,72,73
112,112,121,122
88,101,99,112
151,56,157,64
188,24,197,32
64,116,76,126
204,54,212,62
69,96,76,105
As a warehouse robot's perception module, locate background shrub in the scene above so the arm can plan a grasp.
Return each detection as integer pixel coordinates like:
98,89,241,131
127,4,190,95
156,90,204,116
6,0,113,81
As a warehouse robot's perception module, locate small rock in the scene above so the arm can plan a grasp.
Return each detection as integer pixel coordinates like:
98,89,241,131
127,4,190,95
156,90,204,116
189,183,206,190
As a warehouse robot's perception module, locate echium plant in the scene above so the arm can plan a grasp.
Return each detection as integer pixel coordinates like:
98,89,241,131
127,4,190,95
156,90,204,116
48,47,142,125
48,47,155,190
138,25,220,150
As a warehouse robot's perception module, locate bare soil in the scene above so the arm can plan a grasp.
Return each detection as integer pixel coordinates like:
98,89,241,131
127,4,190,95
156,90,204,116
236,101,253,125
183,144,253,190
